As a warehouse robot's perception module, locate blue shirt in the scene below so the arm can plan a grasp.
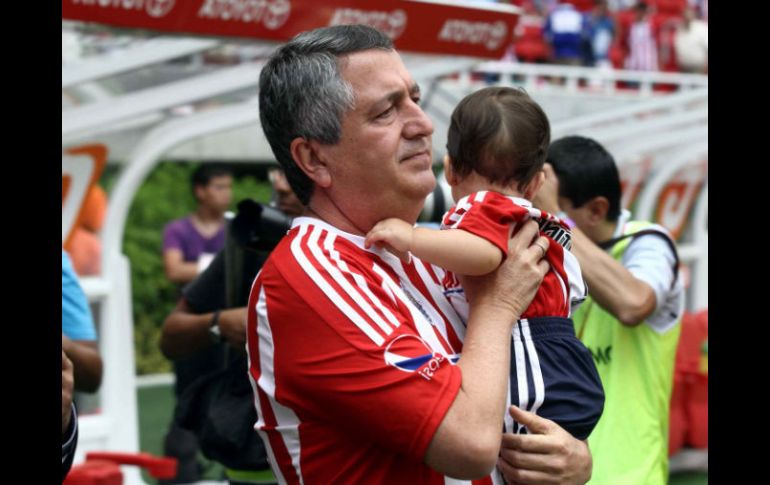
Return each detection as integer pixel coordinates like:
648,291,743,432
544,4,584,59
62,250,96,341
584,14,615,61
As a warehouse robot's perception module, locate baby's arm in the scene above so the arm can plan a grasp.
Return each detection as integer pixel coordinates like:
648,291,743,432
366,218,503,275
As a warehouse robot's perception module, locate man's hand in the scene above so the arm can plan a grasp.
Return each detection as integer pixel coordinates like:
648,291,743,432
498,405,592,485
532,163,562,215
461,220,550,321
424,221,550,478
217,307,249,350
365,218,414,262
62,351,74,435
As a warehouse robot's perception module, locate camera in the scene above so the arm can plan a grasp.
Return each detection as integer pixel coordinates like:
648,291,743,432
223,198,293,307
229,198,293,253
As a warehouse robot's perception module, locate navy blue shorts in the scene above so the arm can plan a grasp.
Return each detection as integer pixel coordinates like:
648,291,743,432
508,317,604,440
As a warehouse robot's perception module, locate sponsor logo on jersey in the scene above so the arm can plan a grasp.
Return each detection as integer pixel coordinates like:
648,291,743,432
539,219,572,250
384,334,458,381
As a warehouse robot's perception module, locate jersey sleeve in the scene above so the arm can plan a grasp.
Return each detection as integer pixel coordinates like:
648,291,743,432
248,238,462,460
441,191,530,256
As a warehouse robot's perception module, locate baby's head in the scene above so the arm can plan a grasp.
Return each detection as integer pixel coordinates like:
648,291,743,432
445,86,550,201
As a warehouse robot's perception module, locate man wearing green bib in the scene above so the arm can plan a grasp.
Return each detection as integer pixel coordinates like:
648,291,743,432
534,136,684,485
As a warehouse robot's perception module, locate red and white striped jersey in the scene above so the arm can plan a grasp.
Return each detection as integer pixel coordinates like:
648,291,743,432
246,217,494,485
441,191,586,320
624,19,659,71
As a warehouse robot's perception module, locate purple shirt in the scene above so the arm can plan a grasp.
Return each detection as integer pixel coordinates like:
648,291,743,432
162,216,225,262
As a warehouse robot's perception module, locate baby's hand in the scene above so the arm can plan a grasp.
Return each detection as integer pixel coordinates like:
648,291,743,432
365,218,413,262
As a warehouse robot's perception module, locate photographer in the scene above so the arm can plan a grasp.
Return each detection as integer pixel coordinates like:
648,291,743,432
160,168,301,485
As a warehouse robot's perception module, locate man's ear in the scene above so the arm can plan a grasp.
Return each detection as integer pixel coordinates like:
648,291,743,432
585,196,610,225
443,154,459,186
522,170,546,200
290,137,331,188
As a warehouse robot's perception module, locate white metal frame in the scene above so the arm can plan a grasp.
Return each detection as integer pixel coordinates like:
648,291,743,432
77,103,260,485
62,37,221,88
633,144,708,311
473,60,708,95
63,63,265,141
551,88,707,136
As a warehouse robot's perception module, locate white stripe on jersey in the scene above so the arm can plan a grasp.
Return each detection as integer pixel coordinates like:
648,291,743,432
291,224,386,346
249,286,303,485
324,232,403,332
556,271,569,313
308,226,396,338
508,195,532,209
563,250,586,315
520,319,545,418
444,192,478,228
444,477,474,485
512,322,528,433
626,22,658,71
410,262,448,347
371,262,450,356
413,262,467,347
379,277,398,305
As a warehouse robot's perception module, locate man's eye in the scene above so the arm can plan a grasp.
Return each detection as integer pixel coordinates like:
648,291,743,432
377,106,395,119
412,96,422,106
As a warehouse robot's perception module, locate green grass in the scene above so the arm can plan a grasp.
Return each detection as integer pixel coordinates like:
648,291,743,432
137,384,174,458
137,383,224,483
137,382,707,484
670,471,708,485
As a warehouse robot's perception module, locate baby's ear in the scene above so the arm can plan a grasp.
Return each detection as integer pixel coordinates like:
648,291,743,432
443,154,458,186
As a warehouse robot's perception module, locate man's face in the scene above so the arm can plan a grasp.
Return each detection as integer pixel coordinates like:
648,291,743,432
269,169,304,218
559,196,599,241
316,49,435,230
197,175,233,213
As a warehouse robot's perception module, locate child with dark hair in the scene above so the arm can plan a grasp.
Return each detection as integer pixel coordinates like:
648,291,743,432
366,86,604,441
